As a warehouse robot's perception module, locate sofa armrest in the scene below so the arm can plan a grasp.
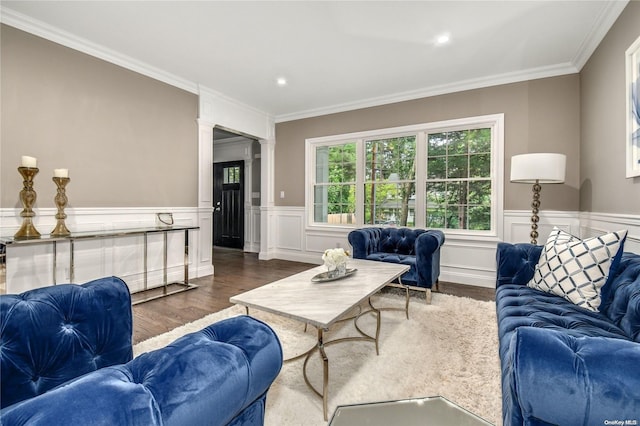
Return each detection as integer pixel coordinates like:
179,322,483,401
504,327,640,426
496,242,543,287
348,228,381,258
415,230,445,287
0,316,283,426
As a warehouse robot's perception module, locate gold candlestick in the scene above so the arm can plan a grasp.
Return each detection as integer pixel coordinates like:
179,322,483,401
51,177,71,236
14,167,41,239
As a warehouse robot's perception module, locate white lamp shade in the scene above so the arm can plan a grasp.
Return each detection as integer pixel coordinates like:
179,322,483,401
510,153,566,183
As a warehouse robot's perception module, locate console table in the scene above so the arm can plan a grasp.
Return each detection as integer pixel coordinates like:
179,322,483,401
0,226,199,304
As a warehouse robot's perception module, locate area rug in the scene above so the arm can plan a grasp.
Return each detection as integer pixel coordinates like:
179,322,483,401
134,292,502,425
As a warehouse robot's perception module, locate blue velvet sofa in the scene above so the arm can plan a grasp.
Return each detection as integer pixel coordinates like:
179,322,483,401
496,243,640,426
0,276,283,425
348,227,445,303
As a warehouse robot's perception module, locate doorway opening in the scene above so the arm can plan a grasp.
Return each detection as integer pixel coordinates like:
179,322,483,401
212,127,261,254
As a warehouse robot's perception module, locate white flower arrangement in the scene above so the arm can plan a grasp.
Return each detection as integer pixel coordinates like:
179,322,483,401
322,248,350,268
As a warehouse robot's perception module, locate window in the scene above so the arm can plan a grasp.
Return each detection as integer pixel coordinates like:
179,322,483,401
313,142,356,224
224,166,241,184
365,136,416,226
426,129,492,230
306,114,504,237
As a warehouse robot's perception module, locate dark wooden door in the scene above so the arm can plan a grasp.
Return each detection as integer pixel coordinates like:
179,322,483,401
213,161,244,249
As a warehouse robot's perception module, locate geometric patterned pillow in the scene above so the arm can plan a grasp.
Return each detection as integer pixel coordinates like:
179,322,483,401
528,227,628,311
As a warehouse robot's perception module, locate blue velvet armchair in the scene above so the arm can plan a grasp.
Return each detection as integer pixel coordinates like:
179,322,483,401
348,227,445,303
0,277,283,425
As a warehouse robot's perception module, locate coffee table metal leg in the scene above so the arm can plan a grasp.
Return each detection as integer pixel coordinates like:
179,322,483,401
287,300,392,420
367,298,381,355
300,328,330,421
398,277,410,319
319,328,329,421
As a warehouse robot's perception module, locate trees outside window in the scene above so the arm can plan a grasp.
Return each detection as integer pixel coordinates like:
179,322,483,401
307,114,503,236
426,129,492,230
313,142,356,224
364,136,416,226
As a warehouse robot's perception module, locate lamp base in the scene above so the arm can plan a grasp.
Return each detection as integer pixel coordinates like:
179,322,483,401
530,181,541,245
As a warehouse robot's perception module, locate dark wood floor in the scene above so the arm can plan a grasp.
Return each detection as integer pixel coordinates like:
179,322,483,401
132,247,495,344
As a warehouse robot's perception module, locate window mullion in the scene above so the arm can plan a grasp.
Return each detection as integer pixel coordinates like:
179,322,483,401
415,132,427,228
355,138,365,226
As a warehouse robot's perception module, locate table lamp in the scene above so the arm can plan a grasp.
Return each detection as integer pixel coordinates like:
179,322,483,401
510,153,566,244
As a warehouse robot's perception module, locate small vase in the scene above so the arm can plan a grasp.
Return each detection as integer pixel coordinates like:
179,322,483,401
336,262,347,276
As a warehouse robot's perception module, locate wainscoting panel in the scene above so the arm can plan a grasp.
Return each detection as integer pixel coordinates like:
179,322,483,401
5,244,54,294
1,207,204,294
580,212,640,253
275,211,303,251
262,208,637,289
243,206,261,253
439,239,502,288
198,212,212,265
502,210,580,243
305,230,351,261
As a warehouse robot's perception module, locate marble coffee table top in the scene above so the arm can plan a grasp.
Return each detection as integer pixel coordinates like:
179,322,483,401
230,259,409,329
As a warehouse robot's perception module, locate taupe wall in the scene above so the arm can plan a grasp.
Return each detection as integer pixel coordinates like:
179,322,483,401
1,25,198,209
580,1,640,214
275,75,581,211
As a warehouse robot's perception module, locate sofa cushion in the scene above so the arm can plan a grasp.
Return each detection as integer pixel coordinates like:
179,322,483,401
496,284,630,359
366,253,418,285
366,252,416,266
528,228,627,311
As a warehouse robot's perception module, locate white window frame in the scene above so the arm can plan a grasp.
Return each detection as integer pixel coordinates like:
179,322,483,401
305,113,504,240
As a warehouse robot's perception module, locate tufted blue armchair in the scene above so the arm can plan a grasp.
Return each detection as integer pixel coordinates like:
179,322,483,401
0,276,283,425
348,227,445,303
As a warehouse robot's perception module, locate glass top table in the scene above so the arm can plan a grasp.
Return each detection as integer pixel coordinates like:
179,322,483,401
328,396,493,426
0,226,199,303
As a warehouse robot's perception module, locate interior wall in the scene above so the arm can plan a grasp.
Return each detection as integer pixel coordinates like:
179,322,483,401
0,25,199,209
275,75,581,212
580,0,640,214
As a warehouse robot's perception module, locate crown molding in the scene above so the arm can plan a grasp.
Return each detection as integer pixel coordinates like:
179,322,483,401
0,6,199,94
198,85,274,121
571,0,629,70
274,62,579,123
1,3,625,126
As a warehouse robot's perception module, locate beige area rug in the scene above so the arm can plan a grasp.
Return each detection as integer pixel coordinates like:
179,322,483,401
134,292,502,425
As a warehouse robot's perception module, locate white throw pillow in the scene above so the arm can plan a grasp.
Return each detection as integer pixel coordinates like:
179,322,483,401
528,227,627,311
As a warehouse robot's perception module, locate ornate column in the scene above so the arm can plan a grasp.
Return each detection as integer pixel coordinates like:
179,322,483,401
197,118,215,277
259,138,276,259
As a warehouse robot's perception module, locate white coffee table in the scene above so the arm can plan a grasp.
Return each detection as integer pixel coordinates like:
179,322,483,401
230,259,410,420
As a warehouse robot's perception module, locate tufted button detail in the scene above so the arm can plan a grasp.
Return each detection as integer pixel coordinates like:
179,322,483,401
61,323,75,333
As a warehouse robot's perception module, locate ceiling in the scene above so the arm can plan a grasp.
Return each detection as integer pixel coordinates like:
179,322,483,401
1,1,629,122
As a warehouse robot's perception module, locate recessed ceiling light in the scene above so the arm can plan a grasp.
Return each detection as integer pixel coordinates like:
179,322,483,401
276,77,287,86
435,33,450,46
